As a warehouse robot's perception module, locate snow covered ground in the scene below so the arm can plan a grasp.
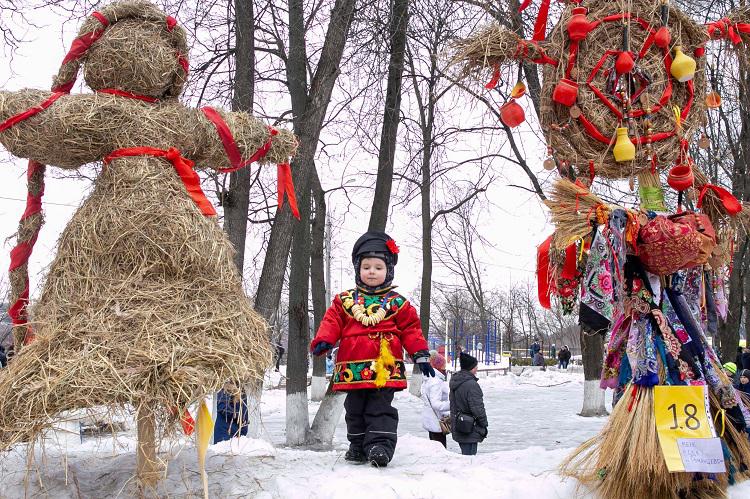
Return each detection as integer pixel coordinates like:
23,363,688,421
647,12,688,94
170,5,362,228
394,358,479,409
2,369,750,498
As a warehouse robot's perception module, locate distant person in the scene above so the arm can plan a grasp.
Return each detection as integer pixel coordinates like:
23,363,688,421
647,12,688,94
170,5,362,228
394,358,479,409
736,347,744,371
724,362,738,381
0,345,6,368
325,352,334,375
213,381,249,444
736,370,750,395
742,348,750,371
529,338,541,359
558,345,572,369
550,343,556,359
421,353,450,448
450,352,488,456
274,342,285,372
533,350,545,368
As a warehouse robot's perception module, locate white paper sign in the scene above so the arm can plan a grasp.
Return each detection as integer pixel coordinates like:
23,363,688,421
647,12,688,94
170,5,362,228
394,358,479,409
676,438,726,473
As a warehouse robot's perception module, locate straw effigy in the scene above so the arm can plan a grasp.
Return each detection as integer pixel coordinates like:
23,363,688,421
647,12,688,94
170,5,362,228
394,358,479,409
0,0,295,485
453,0,707,180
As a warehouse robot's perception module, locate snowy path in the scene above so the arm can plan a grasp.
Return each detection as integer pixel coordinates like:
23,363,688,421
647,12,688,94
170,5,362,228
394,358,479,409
2,370,750,498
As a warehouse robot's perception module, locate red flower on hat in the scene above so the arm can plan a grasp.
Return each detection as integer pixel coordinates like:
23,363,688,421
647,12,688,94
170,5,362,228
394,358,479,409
386,239,399,254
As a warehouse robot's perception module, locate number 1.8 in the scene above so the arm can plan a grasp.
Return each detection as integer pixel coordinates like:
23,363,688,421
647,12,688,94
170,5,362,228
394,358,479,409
667,403,701,430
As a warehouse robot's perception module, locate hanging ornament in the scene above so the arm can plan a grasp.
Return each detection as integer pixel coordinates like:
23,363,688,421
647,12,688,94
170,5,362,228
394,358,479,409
500,100,525,127
670,46,697,82
705,91,722,108
511,81,527,98
567,7,592,41
543,158,556,170
628,175,635,191
569,105,582,119
699,134,711,149
615,51,636,75
654,1,671,49
553,78,579,106
613,127,636,162
667,164,694,192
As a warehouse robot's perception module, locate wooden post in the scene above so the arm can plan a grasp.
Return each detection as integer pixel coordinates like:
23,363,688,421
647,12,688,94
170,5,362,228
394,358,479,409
136,405,161,490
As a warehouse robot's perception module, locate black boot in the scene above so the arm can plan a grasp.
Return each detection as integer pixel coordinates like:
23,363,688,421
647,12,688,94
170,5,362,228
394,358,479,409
345,448,367,464
368,445,390,468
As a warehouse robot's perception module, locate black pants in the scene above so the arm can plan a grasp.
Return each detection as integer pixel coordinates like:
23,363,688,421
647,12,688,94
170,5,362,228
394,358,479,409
428,431,447,448
344,388,398,460
459,442,478,455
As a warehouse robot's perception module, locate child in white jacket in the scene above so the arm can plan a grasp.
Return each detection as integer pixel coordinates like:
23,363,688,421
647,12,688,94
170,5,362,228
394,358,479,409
420,353,450,448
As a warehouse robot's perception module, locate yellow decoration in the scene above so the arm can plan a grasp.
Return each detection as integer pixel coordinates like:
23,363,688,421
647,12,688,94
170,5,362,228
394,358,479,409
613,127,635,162
670,46,696,82
654,385,716,472
672,105,682,131
510,81,526,98
373,337,396,388
196,399,214,499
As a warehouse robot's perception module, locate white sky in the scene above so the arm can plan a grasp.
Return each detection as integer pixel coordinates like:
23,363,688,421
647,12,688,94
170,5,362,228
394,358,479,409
0,9,553,309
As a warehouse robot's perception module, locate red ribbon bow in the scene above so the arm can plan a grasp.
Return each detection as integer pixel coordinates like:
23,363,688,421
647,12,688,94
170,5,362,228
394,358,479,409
707,18,750,45
104,146,217,217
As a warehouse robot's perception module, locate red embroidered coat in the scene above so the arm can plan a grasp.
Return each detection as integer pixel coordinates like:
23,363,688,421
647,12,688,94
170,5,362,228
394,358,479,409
310,289,428,391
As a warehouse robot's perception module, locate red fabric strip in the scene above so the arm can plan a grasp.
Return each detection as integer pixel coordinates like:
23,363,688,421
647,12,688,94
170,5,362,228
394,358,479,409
485,64,501,89
201,107,243,168
518,0,532,12
561,242,578,280
532,0,551,41
277,162,300,219
59,12,109,65
181,410,195,435
97,88,159,102
166,15,178,31
0,92,65,132
178,54,189,74
697,184,743,215
104,147,217,217
537,235,553,309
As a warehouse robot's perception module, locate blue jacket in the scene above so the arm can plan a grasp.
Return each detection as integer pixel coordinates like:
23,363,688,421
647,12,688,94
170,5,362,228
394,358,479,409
214,389,248,443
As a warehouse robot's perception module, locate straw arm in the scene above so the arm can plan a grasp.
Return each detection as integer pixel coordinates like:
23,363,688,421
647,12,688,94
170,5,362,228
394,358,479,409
0,89,108,169
190,108,298,171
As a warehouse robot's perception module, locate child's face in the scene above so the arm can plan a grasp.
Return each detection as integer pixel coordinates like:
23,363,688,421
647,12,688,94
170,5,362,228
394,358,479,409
360,257,387,288
742,376,749,385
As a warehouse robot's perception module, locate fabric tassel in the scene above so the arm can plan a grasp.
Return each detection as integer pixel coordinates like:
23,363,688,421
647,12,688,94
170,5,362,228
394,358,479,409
374,337,396,388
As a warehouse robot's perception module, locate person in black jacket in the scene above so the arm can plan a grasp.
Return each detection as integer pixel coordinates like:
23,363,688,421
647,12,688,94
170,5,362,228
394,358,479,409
0,345,6,368
449,352,488,455
741,348,750,371
558,345,572,369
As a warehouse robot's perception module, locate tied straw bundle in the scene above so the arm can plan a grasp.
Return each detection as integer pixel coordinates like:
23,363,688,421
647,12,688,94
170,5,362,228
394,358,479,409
544,179,612,248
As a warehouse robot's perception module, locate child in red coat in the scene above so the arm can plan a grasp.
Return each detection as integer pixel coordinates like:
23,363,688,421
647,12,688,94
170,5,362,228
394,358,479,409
310,231,434,467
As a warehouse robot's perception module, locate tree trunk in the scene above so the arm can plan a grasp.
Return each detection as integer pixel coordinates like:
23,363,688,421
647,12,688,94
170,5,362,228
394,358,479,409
286,182,312,446
310,171,328,401
223,0,255,275
718,237,748,361
308,377,346,447
254,0,357,322
579,327,608,417
412,130,433,397
136,404,161,490
368,0,409,231
226,0,264,439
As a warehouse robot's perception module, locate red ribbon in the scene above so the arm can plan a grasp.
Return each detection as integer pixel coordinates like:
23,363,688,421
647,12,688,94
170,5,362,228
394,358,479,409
561,242,578,280
97,88,159,102
697,183,743,216
104,147,217,217
707,18,750,45
277,163,300,219
537,235,553,309
518,0,551,41
53,12,109,92
485,64,501,90
0,92,65,132
201,107,300,219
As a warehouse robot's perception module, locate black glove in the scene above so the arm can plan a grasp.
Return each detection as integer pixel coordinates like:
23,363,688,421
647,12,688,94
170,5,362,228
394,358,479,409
414,350,435,377
312,341,333,357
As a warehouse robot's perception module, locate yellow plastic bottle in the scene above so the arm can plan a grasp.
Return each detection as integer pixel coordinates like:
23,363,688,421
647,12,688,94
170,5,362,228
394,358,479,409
613,127,635,162
670,46,696,83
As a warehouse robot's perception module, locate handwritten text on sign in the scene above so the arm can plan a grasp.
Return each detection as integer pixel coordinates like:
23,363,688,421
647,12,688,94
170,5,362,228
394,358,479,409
653,385,722,472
